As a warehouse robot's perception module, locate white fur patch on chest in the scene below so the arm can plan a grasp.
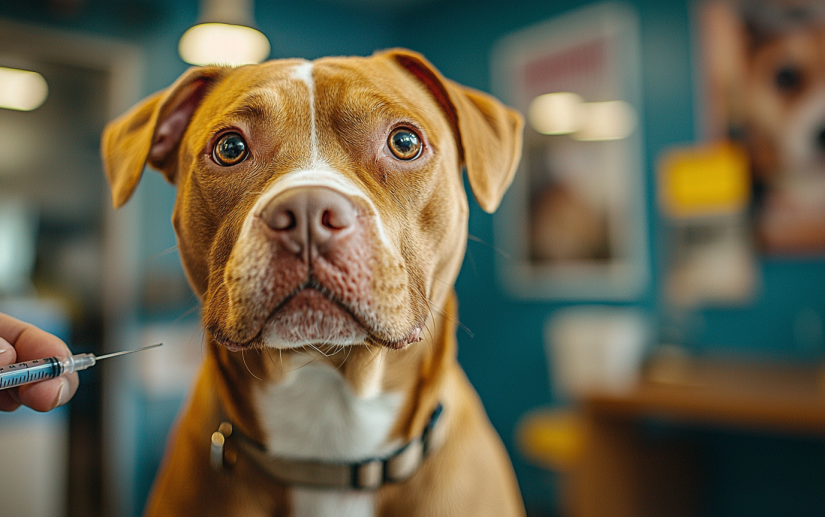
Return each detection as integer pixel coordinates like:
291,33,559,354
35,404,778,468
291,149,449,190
255,355,403,517
256,357,404,460
292,488,374,517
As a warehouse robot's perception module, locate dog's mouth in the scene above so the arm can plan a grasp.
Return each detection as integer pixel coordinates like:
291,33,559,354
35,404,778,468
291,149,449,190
210,276,424,351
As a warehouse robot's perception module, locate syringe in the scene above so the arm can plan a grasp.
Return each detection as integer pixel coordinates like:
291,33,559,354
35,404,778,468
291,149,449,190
0,343,162,390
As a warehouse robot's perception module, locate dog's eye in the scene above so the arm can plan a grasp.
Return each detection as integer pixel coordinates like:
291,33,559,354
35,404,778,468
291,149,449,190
775,66,803,92
214,132,248,166
388,128,422,160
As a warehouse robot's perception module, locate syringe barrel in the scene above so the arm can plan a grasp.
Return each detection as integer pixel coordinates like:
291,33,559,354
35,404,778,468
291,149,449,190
0,357,63,390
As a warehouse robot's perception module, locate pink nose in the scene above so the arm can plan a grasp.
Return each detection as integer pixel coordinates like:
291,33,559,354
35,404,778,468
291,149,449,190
260,187,357,260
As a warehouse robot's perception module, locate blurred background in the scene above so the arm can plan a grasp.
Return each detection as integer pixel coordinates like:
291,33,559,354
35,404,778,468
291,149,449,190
1,0,824,516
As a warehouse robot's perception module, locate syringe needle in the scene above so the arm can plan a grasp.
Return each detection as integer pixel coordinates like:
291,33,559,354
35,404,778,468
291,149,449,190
95,342,163,361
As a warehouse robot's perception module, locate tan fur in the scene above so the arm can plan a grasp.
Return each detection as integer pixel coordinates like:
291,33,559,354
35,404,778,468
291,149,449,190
102,49,524,516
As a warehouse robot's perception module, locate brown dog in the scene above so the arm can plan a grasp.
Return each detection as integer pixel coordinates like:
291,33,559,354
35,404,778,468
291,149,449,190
102,48,524,516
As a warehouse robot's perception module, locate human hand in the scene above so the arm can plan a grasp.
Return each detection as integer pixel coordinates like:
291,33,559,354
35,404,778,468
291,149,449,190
0,313,79,412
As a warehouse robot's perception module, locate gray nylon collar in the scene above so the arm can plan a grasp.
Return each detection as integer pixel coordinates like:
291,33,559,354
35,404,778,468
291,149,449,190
210,403,444,490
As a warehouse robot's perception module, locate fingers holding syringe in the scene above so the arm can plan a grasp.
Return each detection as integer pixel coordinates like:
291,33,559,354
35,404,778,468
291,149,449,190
0,313,79,411
13,324,78,411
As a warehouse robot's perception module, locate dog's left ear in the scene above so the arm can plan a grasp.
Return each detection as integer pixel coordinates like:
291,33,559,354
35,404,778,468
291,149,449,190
101,66,226,208
383,49,523,213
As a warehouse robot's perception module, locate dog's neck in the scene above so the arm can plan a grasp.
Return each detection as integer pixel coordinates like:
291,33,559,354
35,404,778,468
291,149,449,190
207,290,458,463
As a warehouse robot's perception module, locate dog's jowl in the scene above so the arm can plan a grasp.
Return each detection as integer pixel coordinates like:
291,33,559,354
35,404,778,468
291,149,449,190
102,49,524,517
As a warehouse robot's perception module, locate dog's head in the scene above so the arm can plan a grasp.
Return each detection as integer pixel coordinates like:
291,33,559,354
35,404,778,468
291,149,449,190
735,4,825,179
101,49,522,352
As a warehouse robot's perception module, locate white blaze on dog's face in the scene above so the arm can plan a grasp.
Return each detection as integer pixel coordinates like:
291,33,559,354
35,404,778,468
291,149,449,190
100,50,523,353
745,26,825,179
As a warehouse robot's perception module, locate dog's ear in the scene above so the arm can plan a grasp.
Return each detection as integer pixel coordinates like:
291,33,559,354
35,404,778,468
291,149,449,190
101,66,226,208
699,3,751,137
383,49,523,213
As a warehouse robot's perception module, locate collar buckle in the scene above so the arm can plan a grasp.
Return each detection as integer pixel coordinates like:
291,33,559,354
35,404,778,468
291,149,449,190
353,459,383,489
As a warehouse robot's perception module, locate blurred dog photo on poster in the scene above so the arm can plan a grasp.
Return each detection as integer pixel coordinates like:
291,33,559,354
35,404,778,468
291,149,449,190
699,0,825,255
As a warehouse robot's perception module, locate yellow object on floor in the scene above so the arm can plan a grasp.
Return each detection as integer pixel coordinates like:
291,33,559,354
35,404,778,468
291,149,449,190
516,409,585,472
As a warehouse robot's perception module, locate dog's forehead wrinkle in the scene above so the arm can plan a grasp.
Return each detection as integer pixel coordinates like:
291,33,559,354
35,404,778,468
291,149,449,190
192,88,300,153
223,89,284,118
312,61,440,121
325,85,439,127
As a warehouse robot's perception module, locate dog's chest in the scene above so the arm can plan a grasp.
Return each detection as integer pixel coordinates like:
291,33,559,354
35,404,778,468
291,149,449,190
254,357,404,517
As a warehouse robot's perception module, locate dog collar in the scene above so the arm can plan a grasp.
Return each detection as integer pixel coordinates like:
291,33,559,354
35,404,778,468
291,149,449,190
210,403,444,490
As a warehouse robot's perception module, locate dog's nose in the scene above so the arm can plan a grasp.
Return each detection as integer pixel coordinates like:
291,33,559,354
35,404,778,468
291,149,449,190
260,187,357,260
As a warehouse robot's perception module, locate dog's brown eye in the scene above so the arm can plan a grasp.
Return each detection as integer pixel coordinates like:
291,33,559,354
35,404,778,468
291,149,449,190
214,132,248,166
388,128,422,160
776,66,803,92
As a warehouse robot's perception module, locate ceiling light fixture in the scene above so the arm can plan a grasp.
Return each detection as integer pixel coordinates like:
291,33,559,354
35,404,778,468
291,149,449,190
573,100,637,141
0,67,48,112
528,92,583,135
528,92,638,141
179,0,271,67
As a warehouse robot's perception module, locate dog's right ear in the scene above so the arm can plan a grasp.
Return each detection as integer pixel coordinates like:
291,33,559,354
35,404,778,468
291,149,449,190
101,66,225,208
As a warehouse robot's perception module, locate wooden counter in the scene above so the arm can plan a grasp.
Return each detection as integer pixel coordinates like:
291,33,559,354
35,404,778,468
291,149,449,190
585,360,825,435
522,359,825,517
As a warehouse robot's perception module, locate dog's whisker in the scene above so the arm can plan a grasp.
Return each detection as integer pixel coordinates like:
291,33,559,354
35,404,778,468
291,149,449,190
308,343,331,358
329,343,346,358
284,351,316,373
415,296,436,349
431,276,455,287
263,345,278,372
466,249,479,279
419,301,437,355
409,282,443,348
467,233,511,260
241,349,263,381
339,344,354,369
428,299,474,338
146,245,180,262
173,301,201,324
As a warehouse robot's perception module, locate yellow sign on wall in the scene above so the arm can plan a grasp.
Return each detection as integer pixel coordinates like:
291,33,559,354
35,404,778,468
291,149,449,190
659,142,750,218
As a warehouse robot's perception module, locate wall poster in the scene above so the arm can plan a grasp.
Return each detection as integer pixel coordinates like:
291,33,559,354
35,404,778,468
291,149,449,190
698,1,825,255
491,3,649,299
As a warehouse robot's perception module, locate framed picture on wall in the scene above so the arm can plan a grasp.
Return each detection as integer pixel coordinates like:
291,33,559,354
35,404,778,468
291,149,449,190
696,1,825,256
491,3,649,299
